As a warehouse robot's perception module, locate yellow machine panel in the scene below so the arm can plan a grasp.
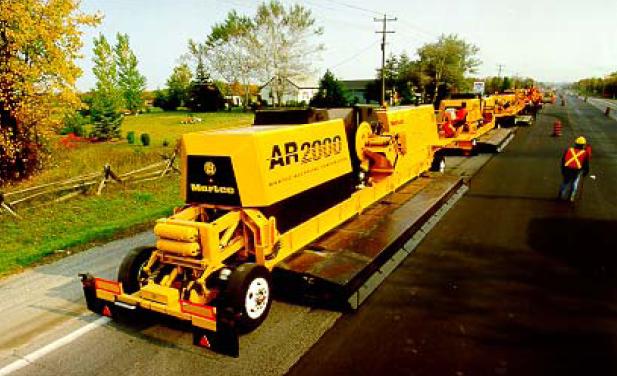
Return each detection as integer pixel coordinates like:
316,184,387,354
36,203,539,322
375,105,440,171
438,98,483,124
494,94,517,116
181,119,353,207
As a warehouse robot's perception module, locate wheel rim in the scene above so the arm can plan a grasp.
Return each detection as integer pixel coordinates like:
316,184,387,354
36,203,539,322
137,262,149,288
439,159,446,173
245,277,269,319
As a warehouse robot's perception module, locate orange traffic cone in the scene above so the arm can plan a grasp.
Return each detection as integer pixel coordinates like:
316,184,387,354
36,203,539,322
552,120,562,137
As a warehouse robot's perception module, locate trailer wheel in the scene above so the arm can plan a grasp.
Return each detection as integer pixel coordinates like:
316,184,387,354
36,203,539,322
118,246,155,294
430,155,446,173
224,263,272,333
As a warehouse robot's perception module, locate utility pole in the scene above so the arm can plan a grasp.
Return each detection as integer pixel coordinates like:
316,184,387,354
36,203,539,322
374,14,396,106
497,64,505,78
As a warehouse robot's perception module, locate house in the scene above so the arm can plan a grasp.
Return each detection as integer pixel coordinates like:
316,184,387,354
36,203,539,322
223,82,260,107
340,79,374,104
259,76,319,106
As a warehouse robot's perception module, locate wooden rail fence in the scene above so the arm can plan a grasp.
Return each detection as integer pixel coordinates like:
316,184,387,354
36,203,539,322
0,151,179,219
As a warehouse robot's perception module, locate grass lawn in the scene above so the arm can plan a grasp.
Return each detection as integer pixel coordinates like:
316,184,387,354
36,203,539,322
9,111,253,189
0,110,253,277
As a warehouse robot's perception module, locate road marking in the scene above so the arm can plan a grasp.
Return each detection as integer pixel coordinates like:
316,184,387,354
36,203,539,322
0,316,110,376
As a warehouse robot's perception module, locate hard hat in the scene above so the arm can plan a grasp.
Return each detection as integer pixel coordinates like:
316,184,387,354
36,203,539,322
575,136,587,145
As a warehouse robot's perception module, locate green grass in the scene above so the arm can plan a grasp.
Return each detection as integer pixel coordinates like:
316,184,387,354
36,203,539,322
0,175,183,276
0,111,253,277
122,111,252,144
8,111,253,189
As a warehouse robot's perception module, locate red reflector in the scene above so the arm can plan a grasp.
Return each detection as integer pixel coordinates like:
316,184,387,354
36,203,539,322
102,305,112,317
198,335,211,348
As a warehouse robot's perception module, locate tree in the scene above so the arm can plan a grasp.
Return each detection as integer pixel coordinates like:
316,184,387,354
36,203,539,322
501,77,512,92
90,34,123,140
114,33,146,113
484,76,503,94
309,70,349,107
185,44,225,112
166,63,193,108
183,40,225,112
0,0,99,183
251,1,323,106
186,82,225,112
416,34,480,103
207,11,256,109
152,89,175,111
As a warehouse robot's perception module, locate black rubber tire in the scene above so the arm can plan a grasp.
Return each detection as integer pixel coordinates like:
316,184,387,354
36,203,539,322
118,246,155,294
223,263,272,333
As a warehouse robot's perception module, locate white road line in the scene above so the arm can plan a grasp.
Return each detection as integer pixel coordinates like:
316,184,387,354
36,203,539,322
0,316,110,376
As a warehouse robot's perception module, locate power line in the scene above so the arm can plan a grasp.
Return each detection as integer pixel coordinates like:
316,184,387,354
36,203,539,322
375,14,396,105
327,0,382,16
396,19,437,42
328,39,381,70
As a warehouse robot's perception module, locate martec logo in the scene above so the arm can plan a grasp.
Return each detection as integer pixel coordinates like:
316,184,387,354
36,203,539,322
204,161,216,176
190,184,235,195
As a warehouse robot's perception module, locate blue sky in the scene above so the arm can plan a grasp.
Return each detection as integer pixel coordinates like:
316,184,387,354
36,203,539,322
76,0,617,91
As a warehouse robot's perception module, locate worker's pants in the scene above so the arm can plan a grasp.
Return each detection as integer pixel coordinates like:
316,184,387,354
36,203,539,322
559,170,583,201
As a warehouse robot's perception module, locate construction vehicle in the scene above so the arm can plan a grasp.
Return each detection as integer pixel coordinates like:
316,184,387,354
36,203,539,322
80,105,459,356
543,90,557,104
493,93,519,127
435,97,496,154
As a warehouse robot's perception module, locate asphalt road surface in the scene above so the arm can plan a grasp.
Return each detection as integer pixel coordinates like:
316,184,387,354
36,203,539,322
0,229,342,376
288,97,617,375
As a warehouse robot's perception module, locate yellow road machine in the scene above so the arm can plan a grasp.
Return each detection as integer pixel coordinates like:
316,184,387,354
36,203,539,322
436,97,496,154
81,105,461,356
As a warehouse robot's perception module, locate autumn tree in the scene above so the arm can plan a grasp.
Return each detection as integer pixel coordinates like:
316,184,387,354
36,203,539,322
115,33,146,113
310,70,349,107
90,34,123,140
0,0,99,184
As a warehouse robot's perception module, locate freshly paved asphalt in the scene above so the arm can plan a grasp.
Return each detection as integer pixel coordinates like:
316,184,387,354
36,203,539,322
288,97,617,376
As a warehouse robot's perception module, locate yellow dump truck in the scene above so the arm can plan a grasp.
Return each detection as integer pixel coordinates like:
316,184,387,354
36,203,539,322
80,105,449,356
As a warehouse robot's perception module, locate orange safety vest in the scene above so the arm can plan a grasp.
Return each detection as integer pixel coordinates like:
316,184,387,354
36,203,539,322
563,147,587,169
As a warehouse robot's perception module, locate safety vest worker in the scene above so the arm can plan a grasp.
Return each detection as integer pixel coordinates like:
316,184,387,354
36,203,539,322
562,137,590,172
558,136,591,201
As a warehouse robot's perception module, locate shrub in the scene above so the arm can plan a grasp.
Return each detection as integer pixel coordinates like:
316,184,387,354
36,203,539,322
60,113,90,137
140,133,150,146
126,131,136,144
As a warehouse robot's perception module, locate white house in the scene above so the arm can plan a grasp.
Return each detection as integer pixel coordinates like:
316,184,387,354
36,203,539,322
259,76,319,106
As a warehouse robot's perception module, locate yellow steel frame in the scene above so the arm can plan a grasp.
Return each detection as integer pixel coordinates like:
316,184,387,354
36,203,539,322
92,106,441,332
